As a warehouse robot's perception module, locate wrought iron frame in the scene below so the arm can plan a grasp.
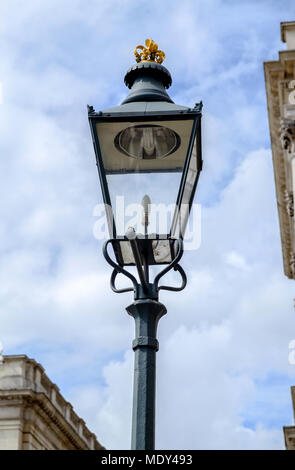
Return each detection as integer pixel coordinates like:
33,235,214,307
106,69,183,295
103,237,187,301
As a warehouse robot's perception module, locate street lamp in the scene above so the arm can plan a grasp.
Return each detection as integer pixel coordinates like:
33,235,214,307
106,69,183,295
88,39,203,450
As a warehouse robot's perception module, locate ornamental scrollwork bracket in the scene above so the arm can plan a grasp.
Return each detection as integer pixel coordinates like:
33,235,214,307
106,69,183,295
102,238,187,301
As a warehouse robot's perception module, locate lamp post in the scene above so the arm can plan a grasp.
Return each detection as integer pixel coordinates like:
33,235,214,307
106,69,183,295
88,39,203,450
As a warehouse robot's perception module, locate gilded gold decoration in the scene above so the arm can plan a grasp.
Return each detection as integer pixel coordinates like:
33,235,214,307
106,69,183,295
134,39,165,64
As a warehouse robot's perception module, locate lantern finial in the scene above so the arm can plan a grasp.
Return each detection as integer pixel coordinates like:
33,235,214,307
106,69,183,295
134,39,165,64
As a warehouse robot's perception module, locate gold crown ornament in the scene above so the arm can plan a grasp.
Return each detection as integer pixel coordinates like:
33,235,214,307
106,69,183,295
134,39,165,64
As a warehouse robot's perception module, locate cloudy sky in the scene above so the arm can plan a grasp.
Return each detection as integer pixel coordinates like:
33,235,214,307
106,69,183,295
1,0,295,450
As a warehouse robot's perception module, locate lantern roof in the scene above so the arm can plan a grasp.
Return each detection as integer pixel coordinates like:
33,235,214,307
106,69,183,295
88,100,203,118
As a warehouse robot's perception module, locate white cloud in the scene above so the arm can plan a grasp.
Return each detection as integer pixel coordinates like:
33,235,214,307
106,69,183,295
224,251,250,270
0,0,295,451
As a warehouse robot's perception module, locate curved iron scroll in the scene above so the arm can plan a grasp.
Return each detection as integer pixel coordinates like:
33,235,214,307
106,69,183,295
157,263,187,292
102,238,187,299
154,239,186,291
103,240,138,294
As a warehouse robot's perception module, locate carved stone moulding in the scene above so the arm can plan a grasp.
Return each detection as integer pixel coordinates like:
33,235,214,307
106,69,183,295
280,119,295,155
284,189,294,217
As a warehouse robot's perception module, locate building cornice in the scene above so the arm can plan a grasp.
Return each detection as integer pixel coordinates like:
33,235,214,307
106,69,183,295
0,389,100,450
0,355,105,450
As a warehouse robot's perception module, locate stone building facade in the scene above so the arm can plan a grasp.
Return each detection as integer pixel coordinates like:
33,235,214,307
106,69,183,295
264,21,295,279
0,355,105,450
264,21,295,450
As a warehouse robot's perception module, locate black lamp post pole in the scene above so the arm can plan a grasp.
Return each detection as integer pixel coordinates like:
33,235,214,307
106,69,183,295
127,298,166,450
126,234,167,450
